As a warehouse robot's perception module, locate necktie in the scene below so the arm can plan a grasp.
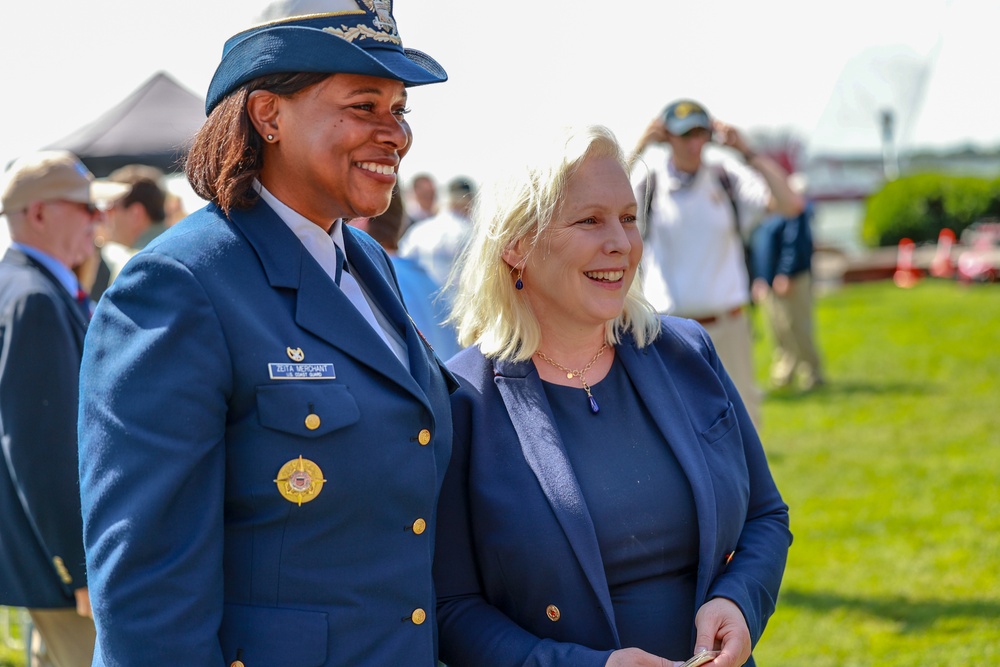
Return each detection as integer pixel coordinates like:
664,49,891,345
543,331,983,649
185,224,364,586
334,243,347,286
76,288,91,320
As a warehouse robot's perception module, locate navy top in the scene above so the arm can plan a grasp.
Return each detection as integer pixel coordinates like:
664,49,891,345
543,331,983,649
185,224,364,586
541,354,700,660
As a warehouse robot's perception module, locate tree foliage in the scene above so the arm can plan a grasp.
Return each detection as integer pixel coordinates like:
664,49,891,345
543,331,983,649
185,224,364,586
862,173,1000,246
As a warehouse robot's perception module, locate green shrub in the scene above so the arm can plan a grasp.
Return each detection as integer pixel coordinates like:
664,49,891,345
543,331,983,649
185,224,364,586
861,173,1000,247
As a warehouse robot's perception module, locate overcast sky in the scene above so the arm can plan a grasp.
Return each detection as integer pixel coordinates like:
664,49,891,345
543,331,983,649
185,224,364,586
1,0,997,192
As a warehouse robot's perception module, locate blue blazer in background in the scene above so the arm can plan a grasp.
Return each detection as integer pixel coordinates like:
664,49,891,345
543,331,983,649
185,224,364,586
0,247,88,608
435,317,792,667
79,201,456,667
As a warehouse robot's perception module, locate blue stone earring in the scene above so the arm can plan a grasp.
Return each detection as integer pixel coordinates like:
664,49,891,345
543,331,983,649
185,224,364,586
515,269,523,290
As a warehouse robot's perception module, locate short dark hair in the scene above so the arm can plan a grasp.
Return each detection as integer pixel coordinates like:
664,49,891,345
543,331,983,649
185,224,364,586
109,165,167,223
184,72,330,215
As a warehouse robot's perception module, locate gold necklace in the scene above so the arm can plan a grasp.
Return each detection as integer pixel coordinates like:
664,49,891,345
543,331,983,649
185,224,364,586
535,342,608,414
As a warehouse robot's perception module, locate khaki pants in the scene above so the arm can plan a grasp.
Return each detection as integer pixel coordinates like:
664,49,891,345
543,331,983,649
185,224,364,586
763,272,824,389
27,608,96,667
689,308,762,429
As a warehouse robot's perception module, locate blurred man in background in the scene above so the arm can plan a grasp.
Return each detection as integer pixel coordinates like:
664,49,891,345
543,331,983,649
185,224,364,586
750,174,825,391
87,165,167,299
0,150,126,667
399,176,476,288
351,189,461,360
631,99,803,426
405,172,438,225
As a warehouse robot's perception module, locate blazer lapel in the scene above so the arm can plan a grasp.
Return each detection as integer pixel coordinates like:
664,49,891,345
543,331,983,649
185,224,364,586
493,357,620,645
11,249,88,333
228,203,426,404
616,341,720,607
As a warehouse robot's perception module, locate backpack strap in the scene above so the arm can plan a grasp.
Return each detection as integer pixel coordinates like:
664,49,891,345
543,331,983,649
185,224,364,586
640,170,656,240
715,166,741,241
714,166,755,303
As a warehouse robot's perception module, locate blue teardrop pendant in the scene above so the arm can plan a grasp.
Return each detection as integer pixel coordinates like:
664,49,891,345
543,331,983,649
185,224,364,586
515,277,523,290
588,394,600,414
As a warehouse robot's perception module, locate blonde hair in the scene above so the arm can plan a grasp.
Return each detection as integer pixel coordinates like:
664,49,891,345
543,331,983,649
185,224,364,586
448,124,660,362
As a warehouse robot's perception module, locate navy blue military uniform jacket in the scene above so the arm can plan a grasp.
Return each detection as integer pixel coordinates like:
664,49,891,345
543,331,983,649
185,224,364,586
79,201,455,667
435,317,792,667
0,247,88,608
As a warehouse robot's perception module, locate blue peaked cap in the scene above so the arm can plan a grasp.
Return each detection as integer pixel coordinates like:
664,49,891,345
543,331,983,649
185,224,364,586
205,1,447,115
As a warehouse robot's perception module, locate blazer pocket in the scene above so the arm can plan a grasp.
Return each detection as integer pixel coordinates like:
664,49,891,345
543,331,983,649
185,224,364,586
219,603,328,667
257,384,360,438
701,402,738,444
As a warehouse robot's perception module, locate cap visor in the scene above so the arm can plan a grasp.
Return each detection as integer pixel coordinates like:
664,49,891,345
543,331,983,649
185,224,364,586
667,115,711,135
206,27,448,114
90,180,131,204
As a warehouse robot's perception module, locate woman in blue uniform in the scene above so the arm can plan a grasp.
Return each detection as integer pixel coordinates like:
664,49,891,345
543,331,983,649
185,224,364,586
435,125,792,667
78,3,455,666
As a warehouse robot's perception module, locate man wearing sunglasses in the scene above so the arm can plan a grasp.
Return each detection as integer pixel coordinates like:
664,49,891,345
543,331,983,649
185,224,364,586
630,100,804,428
0,150,126,667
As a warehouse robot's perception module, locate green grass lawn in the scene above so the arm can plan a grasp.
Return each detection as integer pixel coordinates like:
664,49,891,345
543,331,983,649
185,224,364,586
3,279,996,667
750,279,1000,666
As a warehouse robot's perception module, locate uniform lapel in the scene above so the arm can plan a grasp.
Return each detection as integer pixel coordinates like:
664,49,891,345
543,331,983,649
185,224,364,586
492,356,620,645
616,339,720,608
342,227,433,392
228,203,426,405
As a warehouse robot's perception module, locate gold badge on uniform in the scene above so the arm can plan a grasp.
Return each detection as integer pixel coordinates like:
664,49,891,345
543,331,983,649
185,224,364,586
286,347,305,361
274,456,326,506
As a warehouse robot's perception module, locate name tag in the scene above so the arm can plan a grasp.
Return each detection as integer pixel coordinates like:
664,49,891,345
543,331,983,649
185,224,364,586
268,363,337,380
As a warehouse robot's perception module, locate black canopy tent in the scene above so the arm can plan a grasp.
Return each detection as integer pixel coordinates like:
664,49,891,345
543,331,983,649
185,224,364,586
45,71,206,177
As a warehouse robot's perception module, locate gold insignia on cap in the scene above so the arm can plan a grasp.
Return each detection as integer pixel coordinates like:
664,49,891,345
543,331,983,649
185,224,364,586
274,456,327,506
286,347,305,361
675,102,698,119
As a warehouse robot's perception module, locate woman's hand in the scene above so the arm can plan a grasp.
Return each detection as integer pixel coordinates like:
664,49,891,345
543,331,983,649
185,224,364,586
605,647,682,667
693,597,752,667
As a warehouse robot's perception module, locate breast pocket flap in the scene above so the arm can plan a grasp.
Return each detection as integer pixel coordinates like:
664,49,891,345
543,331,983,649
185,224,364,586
701,402,738,444
257,383,360,437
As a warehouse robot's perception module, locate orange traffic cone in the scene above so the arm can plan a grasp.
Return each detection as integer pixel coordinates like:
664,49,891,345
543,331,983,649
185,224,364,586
893,238,921,288
930,228,956,278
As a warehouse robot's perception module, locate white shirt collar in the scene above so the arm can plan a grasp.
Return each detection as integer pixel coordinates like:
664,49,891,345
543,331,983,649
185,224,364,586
11,241,81,296
254,180,346,254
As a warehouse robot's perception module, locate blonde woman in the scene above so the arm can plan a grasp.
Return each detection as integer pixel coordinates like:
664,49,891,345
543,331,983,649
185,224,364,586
435,125,791,667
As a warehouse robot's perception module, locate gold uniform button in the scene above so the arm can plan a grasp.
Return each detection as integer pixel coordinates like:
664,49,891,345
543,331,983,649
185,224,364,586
52,556,73,585
411,608,427,625
417,429,431,445
546,604,561,622
412,518,427,535
230,661,245,667
305,413,321,430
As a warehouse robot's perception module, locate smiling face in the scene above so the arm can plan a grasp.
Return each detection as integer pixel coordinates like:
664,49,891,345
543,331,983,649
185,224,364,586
510,154,641,341
253,73,411,226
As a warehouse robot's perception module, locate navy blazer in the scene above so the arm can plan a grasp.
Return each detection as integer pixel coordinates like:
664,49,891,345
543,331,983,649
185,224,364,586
0,247,88,608
79,201,456,667
435,317,792,667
